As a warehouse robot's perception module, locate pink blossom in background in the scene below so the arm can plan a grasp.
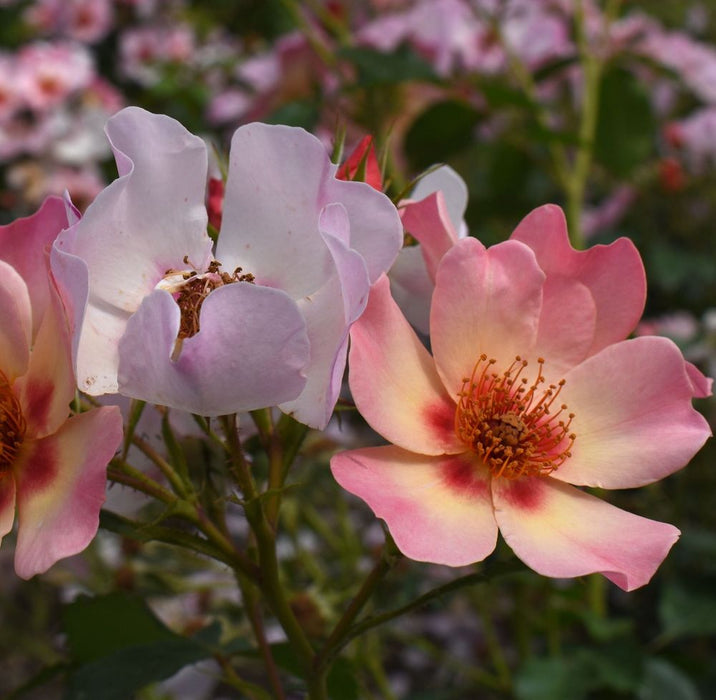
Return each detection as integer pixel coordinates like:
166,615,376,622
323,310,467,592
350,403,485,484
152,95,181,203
119,24,196,86
0,197,122,579
666,107,716,173
17,42,94,111
24,0,114,44
53,107,401,427
332,205,711,590
638,28,716,104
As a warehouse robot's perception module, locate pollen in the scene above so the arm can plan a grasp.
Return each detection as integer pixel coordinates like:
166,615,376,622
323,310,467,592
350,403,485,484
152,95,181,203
0,371,26,474
454,355,576,480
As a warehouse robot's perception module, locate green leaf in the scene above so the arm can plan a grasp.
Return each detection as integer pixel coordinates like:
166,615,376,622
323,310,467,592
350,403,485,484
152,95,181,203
404,100,481,171
62,593,214,700
338,45,437,87
327,657,360,700
514,657,591,700
594,66,656,177
66,639,211,700
265,100,319,130
638,658,700,700
63,592,178,663
659,582,716,640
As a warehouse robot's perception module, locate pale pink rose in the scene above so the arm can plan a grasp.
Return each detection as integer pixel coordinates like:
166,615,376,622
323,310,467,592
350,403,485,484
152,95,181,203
17,42,94,111
332,205,711,591
53,107,402,427
0,197,122,579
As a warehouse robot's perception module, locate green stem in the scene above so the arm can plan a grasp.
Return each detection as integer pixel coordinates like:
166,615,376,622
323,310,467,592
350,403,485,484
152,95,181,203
219,415,319,690
338,560,523,657
130,433,192,498
315,536,401,673
235,572,287,700
107,460,177,505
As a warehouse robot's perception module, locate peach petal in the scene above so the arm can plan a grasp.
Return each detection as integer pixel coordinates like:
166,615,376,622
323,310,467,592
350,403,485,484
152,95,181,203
14,406,122,579
430,237,543,398
492,476,680,591
400,191,458,282
348,276,462,455
14,289,75,439
555,336,712,489
331,446,497,566
511,204,646,358
0,262,32,381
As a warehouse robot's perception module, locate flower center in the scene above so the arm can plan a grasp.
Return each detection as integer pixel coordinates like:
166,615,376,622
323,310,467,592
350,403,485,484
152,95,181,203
454,355,576,479
0,371,26,474
158,257,255,359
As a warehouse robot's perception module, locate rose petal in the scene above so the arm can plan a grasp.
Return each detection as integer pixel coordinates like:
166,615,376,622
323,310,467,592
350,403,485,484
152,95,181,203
685,361,713,399
331,446,497,566
492,475,680,591
400,191,458,282
217,122,342,298
56,107,212,311
0,473,16,546
118,283,309,416
14,406,122,579
0,196,68,336
14,288,75,439
554,336,712,489
348,276,462,455
389,246,434,335
411,164,468,235
430,237,544,398
279,211,370,428
323,177,402,285
511,204,646,357
532,276,597,377
0,261,32,381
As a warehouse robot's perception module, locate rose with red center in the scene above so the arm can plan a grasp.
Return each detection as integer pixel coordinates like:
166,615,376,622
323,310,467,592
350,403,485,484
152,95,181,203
331,205,712,591
0,197,122,579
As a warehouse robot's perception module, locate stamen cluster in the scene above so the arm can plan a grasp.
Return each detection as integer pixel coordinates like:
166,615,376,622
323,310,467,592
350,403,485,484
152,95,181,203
163,257,255,340
455,355,576,479
0,371,25,473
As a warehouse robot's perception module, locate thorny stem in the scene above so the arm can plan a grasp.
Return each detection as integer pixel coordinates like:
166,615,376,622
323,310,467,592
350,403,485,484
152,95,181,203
219,415,321,694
